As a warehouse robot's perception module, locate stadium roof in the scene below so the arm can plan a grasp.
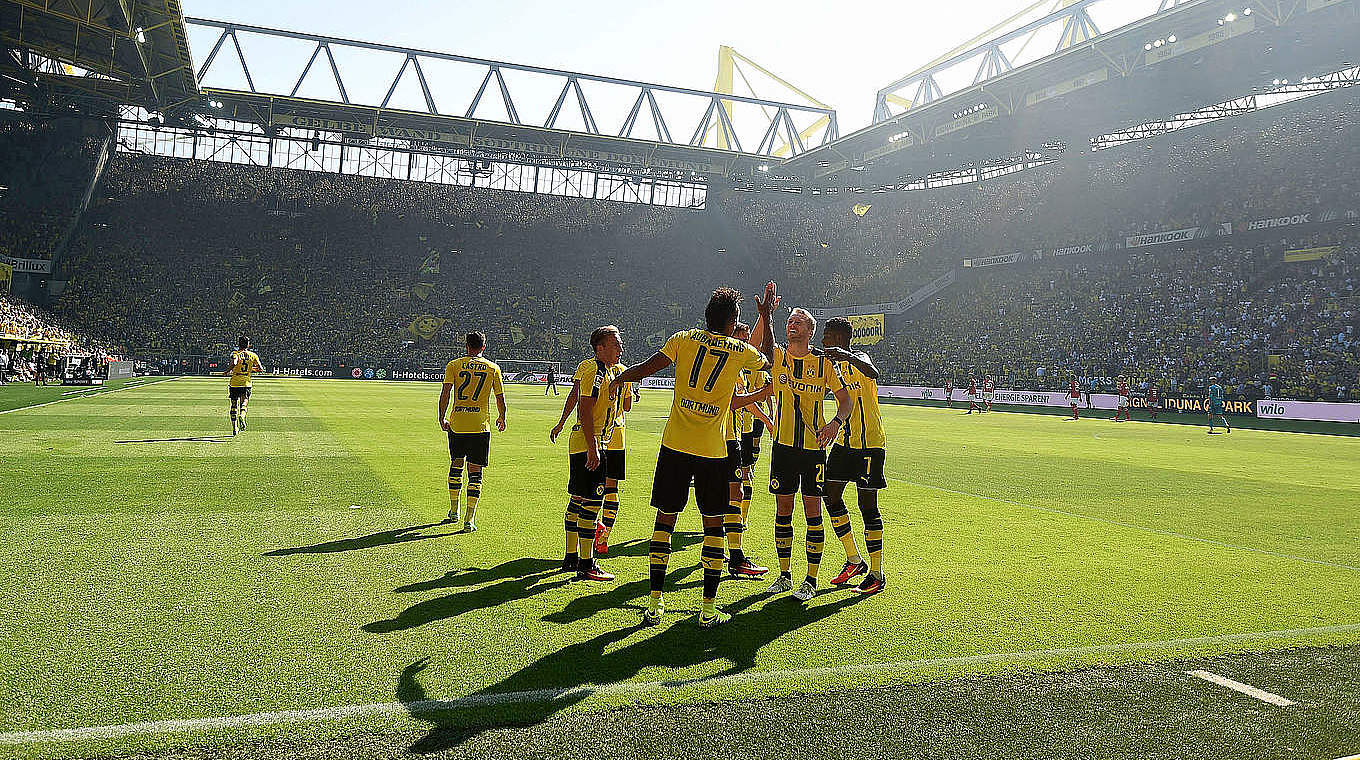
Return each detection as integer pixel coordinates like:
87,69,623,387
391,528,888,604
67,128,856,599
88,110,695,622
0,0,198,116
786,0,1360,181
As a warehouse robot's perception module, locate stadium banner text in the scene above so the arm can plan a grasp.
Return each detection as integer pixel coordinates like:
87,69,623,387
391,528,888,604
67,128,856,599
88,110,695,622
270,115,729,174
877,385,1121,410
963,252,1023,268
1124,227,1206,249
1255,399,1360,423
0,255,53,274
1144,394,1256,416
847,314,885,345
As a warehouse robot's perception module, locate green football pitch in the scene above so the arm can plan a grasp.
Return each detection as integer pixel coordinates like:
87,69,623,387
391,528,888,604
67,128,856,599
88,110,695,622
1,377,1357,758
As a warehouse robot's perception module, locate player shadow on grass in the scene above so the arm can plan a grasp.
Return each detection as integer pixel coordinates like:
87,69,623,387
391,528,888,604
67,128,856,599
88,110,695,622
262,523,457,556
397,592,865,753
365,561,572,634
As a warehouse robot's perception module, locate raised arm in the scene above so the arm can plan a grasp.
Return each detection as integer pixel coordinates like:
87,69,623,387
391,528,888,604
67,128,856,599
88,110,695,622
753,281,780,366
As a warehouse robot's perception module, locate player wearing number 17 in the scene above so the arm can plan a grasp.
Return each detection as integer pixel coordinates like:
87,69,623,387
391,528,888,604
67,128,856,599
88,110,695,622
438,332,507,533
611,287,774,629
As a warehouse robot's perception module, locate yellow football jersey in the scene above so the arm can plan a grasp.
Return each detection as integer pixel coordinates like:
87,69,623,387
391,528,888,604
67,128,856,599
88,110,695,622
736,369,770,435
228,350,262,388
834,356,886,449
568,358,624,455
442,355,505,433
608,374,631,452
660,329,767,459
771,345,845,450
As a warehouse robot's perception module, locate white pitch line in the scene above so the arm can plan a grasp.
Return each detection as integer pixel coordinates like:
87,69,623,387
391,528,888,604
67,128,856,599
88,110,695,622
885,474,1360,573
0,376,179,415
1,622,1356,746
1332,754,1360,760
1185,669,1296,706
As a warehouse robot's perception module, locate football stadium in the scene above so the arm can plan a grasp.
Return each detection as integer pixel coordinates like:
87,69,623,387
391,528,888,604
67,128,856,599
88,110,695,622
1,1,1358,758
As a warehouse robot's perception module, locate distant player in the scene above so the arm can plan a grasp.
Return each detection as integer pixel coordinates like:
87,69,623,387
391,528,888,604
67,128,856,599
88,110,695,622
223,336,264,435
983,375,995,412
549,352,633,558
966,376,979,414
556,326,627,582
1069,376,1081,420
612,287,773,628
1206,378,1230,433
1114,376,1131,422
1147,383,1160,419
439,332,507,532
944,378,954,408
754,289,852,603
544,363,559,395
821,317,888,595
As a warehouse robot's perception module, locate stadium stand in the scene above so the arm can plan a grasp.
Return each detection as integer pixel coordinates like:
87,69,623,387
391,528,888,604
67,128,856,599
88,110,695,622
13,86,1356,401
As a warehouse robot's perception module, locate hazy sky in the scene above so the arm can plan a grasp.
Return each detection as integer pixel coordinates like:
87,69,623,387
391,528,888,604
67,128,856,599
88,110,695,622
181,0,1160,133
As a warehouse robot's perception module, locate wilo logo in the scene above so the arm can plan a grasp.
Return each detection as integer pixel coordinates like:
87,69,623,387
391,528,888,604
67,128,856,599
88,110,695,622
1260,402,1287,416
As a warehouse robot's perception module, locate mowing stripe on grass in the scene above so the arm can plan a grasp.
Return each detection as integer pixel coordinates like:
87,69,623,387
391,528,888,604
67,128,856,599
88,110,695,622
3,623,1357,746
0,376,179,415
886,473,1360,573
1185,670,1296,706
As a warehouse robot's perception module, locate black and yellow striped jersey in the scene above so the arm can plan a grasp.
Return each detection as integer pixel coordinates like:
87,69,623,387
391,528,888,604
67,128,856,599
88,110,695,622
771,345,845,450
568,358,625,455
228,349,262,388
833,355,885,449
736,369,770,435
660,329,767,458
443,356,505,433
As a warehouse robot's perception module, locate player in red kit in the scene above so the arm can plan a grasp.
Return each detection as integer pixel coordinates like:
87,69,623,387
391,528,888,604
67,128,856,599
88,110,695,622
1147,383,1160,419
1069,377,1081,420
966,377,979,414
983,375,995,412
1115,376,1131,421
944,378,954,408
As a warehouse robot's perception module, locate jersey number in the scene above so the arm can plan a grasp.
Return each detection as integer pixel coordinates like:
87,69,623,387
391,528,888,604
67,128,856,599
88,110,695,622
687,346,730,392
456,371,487,401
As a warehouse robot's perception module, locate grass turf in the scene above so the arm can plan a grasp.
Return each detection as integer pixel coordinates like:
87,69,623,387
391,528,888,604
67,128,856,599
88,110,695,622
0,377,1357,758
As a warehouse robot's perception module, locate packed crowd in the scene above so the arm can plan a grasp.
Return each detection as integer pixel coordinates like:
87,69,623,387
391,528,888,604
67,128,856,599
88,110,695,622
878,235,1358,401
55,153,747,365
0,293,114,383
7,84,1351,403
0,115,105,261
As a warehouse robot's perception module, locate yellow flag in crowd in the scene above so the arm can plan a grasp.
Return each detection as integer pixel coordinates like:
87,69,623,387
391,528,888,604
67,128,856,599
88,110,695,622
847,314,885,345
407,314,446,341
852,203,872,217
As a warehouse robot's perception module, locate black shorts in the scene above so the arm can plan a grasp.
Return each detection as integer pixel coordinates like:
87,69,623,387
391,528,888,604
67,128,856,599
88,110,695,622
726,440,744,484
605,448,626,482
228,386,252,401
769,443,826,497
569,451,608,500
448,431,491,467
740,430,761,467
826,444,888,490
651,446,729,517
